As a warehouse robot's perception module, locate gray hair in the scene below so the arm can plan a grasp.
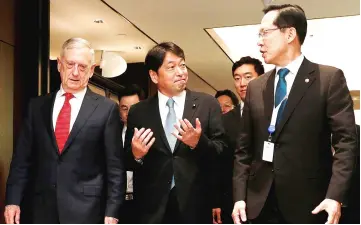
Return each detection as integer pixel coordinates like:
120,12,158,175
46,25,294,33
60,37,95,65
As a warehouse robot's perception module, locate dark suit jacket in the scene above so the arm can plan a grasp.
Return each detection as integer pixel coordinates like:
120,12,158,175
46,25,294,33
218,105,242,217
233,58,357,223
125,89,225,223
6,88,125,223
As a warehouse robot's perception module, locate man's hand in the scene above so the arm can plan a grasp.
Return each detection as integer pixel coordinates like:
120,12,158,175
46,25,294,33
312,198,341,224
212,208,222,224
132,128,155,159
232,201,247,224
4,205,21,224
173,118,201,149
104,216,118,224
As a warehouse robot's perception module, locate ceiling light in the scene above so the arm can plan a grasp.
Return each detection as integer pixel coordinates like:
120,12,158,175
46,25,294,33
134,46,142,50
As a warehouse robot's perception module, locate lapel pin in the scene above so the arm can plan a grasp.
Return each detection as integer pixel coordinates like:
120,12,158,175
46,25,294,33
305,78,309,83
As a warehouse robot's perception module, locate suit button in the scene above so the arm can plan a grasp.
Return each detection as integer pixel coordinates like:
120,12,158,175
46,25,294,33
275,144,280,148
52,184,57,188
168,180,171,184
272,169,274,172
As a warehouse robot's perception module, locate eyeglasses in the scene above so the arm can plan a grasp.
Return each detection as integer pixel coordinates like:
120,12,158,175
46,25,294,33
61,60,89,73
258,28,281,38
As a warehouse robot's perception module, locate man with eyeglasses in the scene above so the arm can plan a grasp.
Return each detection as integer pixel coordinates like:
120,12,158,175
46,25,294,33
232,4,356,224
215,89,239,114
118,84,144,223
4,38,125,224
214,57,264,224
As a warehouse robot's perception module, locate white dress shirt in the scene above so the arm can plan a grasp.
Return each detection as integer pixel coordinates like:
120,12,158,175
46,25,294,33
122,125,127,147
158,90,186,134
52,86,87,132
274,54,304,99
240,101,244,116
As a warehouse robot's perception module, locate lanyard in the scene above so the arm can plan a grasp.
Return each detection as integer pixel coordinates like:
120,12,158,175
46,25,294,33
267,96,288,141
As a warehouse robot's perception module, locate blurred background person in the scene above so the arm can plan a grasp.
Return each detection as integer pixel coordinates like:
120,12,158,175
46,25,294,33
118,84,144,224
215,89,239,114
215,57,264,224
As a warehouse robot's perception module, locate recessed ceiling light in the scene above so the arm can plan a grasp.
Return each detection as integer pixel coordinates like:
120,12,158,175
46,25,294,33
94,19,104,24
134,46,142,50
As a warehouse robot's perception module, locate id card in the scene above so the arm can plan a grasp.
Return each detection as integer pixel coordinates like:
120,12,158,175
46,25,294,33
262,141,274,162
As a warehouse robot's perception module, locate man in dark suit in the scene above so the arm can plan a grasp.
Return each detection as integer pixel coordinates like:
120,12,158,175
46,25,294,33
232,4,357,224
216,57,264,224
4,38,124,224
118,84,144,223
124,42,225,223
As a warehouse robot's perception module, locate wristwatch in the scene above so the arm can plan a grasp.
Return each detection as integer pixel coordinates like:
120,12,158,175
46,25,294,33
134,157,143,165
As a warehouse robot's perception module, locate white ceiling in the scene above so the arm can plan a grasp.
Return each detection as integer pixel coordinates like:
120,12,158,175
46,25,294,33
50,0,360,95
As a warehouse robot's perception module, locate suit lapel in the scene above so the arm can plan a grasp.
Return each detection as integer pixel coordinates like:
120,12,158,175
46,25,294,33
263,69,276,128
173,90,198,152
149,95,173,153
41,92,58,152
61,88,100,154
274,58,316,140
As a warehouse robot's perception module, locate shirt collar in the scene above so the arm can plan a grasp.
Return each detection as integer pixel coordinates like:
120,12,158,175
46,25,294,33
57,85,87,100
276,54,304,76
158,90,186,107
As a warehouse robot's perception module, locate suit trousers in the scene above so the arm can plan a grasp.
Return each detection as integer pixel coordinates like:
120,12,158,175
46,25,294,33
162,187,182,224
250,183,287,224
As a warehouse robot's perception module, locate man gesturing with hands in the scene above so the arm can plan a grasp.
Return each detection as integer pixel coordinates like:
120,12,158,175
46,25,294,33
124,42,225,223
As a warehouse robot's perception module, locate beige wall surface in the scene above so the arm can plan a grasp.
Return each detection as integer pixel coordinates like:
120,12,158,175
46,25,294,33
0,41,14,219
0,0,14,218
0,0,15,46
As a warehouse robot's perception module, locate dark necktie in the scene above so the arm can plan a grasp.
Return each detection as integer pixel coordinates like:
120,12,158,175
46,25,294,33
55,93,74,153
275,68,289,126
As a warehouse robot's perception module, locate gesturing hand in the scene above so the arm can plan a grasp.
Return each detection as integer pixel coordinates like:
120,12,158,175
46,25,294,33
172,118,201,149
132,128,155,159
232,201,247,224
4,205,21,224
312,198,341,224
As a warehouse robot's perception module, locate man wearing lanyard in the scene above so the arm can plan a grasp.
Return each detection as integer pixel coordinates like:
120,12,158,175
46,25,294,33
232,4,356,224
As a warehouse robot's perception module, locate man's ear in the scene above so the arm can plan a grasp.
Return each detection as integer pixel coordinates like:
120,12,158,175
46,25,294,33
57,57,62,72
149,70,158,84
287,27,297,44
89,64,96,78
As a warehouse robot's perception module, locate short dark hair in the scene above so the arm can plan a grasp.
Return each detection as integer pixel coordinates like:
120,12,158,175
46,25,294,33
215,89,239,106
232,56,265,76
263,4,307,45
144,42,185,73
119,84,145,101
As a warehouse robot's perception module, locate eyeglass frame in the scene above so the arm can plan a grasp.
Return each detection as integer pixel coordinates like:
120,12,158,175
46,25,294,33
258,26,290,39
60,59,91,73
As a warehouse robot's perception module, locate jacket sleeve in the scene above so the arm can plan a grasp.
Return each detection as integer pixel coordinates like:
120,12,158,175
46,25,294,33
6,100,35,206
104,103,125,218
325,69,357,203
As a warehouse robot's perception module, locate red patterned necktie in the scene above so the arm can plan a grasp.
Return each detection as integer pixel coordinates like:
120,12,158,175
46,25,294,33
55,93,74,153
